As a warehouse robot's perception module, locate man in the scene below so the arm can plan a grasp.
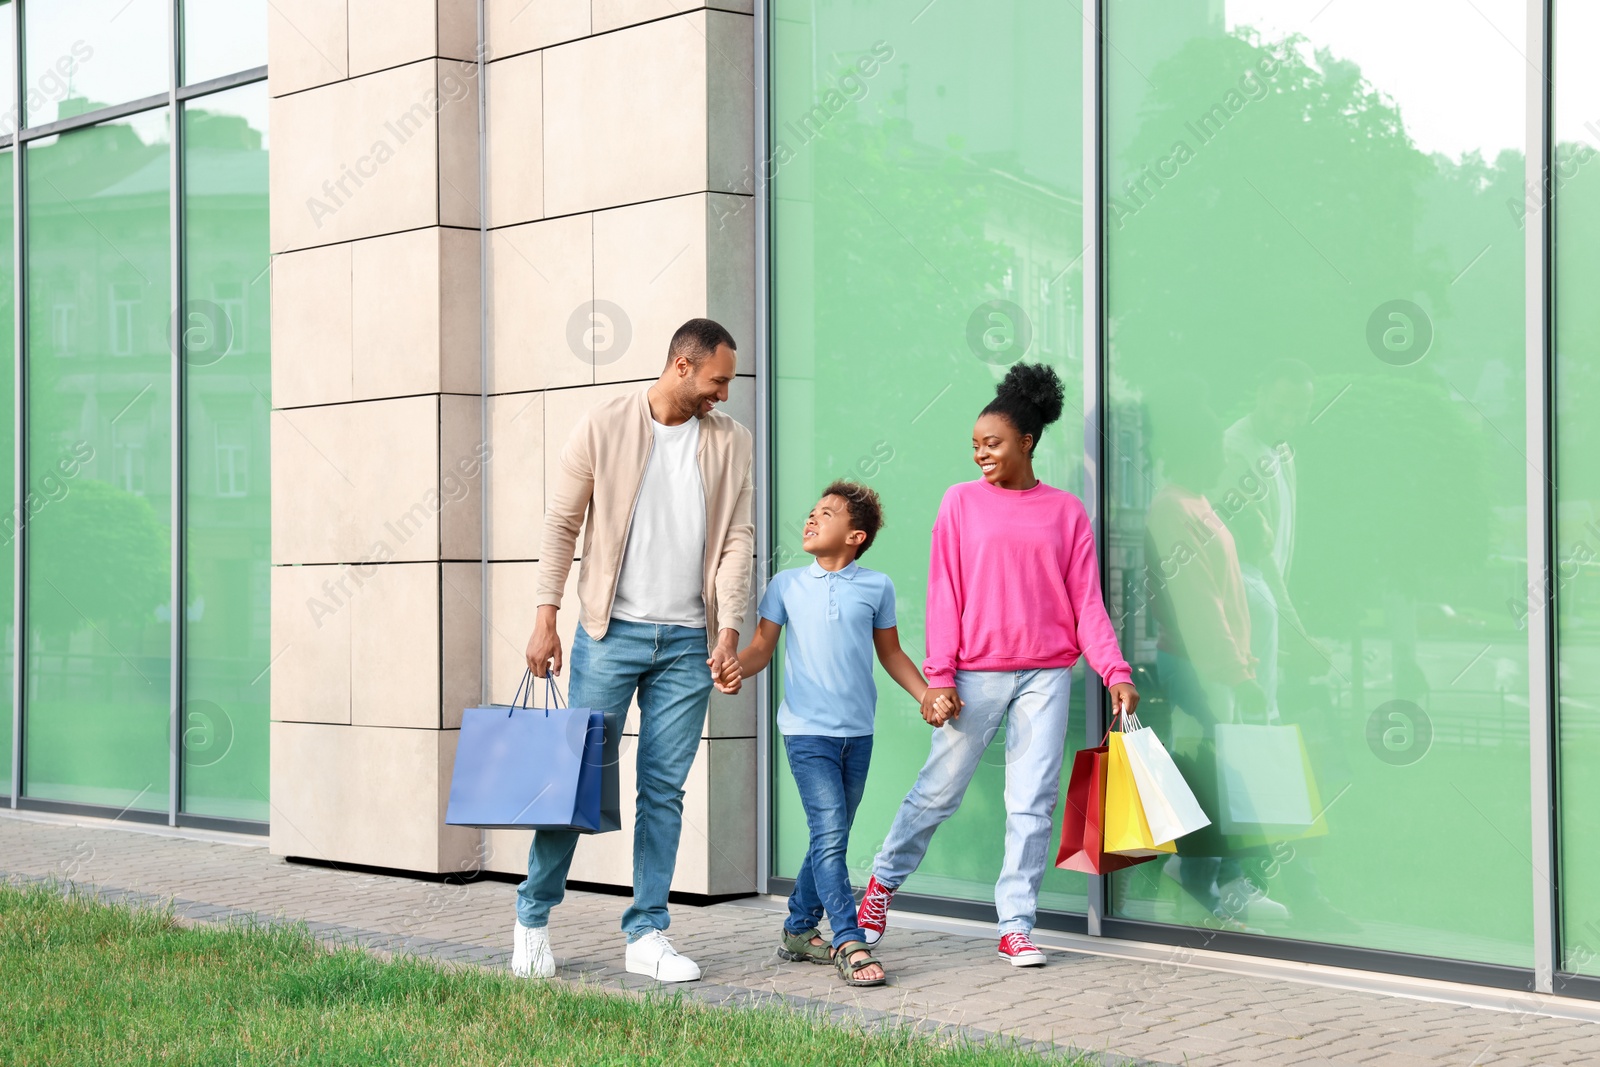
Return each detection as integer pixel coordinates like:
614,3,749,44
514,318,752,983
1214,358,1314,714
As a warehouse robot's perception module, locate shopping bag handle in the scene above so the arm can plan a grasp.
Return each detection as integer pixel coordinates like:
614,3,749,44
1100,705,1145,744
542,675,566,714
507,670,568,716
509,670,533,713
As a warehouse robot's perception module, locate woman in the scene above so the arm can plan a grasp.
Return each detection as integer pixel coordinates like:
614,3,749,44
858,362,1139,966
1142,395,1263,928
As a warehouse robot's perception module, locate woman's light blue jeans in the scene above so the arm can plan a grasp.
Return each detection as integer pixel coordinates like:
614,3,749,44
515,619,713,941
872,668,1072,936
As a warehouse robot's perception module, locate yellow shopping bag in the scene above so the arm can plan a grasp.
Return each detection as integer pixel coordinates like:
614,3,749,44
1104,731,1177,857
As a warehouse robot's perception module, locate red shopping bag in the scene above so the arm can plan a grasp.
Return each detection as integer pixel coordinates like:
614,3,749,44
1056,744,1159,875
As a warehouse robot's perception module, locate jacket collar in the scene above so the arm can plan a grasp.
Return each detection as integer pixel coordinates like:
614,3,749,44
637,386,720,455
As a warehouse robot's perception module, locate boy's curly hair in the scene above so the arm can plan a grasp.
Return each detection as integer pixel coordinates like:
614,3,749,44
821,480,885,559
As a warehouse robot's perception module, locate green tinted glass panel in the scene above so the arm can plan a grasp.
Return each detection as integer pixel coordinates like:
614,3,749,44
0,153,12,796
0,3,17,139
183,0,267,86
26,0,166,125
1104,1,1531,964
771,1,1089,911
1554,0,1600,977
24,112,171,812
181,85,268,820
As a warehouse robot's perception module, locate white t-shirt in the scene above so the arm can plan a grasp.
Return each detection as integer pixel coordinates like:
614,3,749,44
611,417,708,627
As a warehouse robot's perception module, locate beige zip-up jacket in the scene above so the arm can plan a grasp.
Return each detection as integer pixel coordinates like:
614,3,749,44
535,387,754,650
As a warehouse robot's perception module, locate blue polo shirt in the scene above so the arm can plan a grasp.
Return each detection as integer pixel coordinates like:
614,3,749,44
760,561,898,737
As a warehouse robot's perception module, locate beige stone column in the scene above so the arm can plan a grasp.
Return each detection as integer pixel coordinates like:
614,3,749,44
266,0,485,873
265,1,760,893
479,2,759,895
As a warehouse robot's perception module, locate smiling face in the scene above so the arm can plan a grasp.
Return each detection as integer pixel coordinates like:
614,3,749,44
972,412,1034,487
802,494,865,558
665,343,737,420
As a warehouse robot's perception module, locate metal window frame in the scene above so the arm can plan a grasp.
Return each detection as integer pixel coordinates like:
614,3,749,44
169,0,184,830
476,0,490,709
12,72,267,148
1082,0,1107,940
177,66,267,101
20,92,170,142
755,0,1575,996
1529,0,1558,994
4,0,268,834
7,0,21,811
753,0,773,897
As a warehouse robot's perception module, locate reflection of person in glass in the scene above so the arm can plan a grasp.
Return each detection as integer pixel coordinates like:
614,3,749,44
1212,360,1316,715
1213,361,1357,934
1141,392,1267,929
855,363,1139,967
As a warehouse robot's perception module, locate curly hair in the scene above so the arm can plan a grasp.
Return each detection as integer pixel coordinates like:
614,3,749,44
820,479,885,559
979,362,1065,453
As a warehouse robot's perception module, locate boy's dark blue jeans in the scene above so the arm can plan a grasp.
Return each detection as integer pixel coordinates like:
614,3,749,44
782,733,874,949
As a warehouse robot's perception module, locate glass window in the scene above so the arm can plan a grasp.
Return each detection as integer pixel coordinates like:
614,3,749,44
771,1,1089,913
24,111,171,813
1554,0,1600,979
181,84,269,821
1103,0,1531,964
183,0,267,86
0,3,17,139
26,0,167,126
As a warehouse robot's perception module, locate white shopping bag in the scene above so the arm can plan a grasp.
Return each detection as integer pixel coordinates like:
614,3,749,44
1214,723,1315,835
1120,722,1212,843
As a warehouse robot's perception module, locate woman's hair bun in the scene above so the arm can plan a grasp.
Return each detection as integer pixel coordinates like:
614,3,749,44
995,362,1065,429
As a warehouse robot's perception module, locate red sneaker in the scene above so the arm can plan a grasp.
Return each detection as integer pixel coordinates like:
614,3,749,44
858,875,895,945
998,932,1047,967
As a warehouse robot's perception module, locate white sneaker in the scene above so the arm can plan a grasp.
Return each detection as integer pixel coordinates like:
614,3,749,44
1218,877,1291,925
625,930,702,983
511,920,555,979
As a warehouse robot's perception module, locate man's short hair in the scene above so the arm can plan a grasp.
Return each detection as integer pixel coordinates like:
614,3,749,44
821,479,884,559
668,318,737,367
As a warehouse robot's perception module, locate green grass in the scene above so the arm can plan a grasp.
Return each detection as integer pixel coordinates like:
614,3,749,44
0,883,1096,1066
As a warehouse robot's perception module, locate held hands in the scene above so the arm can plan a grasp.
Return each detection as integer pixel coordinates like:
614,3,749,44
920,686,962,727
708,637,742,695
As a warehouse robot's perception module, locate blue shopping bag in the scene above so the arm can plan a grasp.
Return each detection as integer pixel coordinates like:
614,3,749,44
446,672,614,832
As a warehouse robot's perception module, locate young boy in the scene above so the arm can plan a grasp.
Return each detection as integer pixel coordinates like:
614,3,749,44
726,481,954,987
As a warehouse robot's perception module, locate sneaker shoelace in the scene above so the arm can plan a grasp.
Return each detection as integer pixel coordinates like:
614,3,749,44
639,930,677,954
859,882,892,927
1000,933,1039,955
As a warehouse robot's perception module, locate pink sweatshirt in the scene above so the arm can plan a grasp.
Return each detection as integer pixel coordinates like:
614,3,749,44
924,479,1133,690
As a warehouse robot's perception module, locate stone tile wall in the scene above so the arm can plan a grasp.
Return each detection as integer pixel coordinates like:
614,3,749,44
267,2,758,894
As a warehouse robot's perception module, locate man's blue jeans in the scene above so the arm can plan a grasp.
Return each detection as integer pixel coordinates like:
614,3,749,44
873,668,1071,936
516,619,713,941
782,733,873,949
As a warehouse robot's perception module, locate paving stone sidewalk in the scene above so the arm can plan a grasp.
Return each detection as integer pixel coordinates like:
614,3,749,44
3,811,1599,1066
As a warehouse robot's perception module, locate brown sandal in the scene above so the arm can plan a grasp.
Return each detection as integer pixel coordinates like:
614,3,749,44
831,940,887,987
